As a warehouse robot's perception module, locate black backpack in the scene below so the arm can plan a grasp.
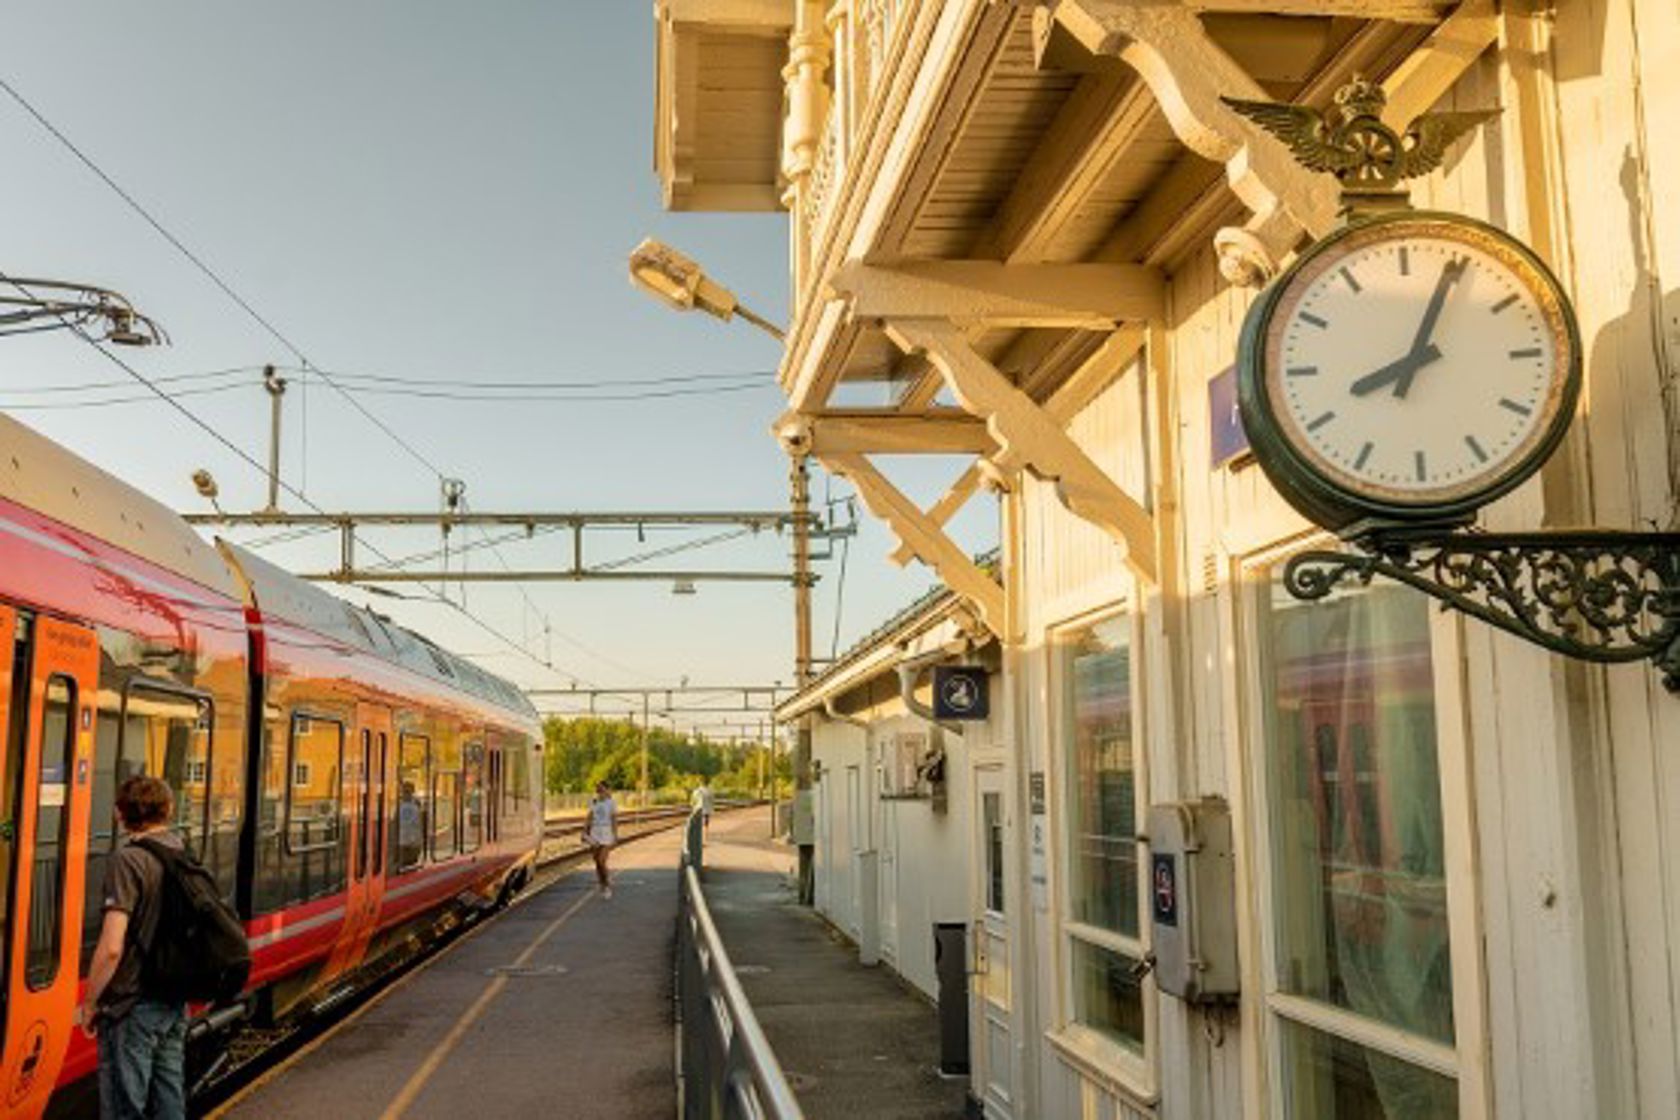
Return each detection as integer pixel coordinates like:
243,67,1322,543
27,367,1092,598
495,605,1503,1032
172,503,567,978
132,837,251,1006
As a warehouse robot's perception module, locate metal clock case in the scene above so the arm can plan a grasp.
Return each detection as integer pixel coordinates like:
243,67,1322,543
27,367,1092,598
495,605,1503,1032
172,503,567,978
1236,210,1583,532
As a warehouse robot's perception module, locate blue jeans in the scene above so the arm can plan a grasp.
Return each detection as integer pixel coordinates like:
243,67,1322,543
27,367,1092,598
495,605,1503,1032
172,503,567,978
97,999,187,1120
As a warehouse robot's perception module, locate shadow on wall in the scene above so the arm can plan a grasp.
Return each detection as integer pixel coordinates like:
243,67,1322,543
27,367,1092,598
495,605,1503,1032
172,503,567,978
1579,150,1680,531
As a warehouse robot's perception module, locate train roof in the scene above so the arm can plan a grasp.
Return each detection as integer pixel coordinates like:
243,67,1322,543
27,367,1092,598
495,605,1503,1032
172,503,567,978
218,539,539,722
0,412,241,597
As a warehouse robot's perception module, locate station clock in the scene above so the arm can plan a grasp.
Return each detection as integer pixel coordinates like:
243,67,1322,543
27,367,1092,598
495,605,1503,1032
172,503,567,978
1236,210,1582,530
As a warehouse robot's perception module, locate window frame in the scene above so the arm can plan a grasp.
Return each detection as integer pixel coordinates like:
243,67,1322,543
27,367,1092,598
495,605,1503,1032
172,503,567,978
1239,540,1487,1117
461,741,484,854
1047,604,1156,1093
24,673,79,992
283,711,345,856
429,769,460,862
120,678,215,859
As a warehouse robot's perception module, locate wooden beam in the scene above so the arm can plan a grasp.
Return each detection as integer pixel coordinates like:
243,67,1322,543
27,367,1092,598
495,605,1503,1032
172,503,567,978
889,320,1157,584
885,323,1148,566
830,259,1163,328
1380,0,1499,128
820,452,1006,636
795,411,999,455
1181,1,1446,21
1048,0,1340,246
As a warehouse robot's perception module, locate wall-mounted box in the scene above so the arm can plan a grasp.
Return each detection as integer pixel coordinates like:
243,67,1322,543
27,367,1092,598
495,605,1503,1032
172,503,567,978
1146,798,1239,1004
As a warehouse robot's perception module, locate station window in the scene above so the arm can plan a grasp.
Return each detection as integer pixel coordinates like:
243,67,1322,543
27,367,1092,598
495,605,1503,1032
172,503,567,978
395,734,429,872
1253,570,1457,1116
1058,613,1146,1054
285,714,343,853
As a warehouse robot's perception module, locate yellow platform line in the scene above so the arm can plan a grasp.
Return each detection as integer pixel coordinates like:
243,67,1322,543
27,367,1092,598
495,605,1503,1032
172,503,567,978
378,886,596,1120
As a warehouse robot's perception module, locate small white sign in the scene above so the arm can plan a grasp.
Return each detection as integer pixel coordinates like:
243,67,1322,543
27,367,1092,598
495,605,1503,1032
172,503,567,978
39,782,66,808
1029,771,1048,912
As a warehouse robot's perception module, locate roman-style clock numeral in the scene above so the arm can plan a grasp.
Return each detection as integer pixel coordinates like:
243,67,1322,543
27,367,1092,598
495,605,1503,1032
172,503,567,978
1415,451,1427,481
1499,397,1533,416
1509,347,1541,360
1354,442,1374,471
1490,293,1518,314
1339,267,1361,294
1299,311,1328,330
1306,411,1336,433
1466,435,1489,463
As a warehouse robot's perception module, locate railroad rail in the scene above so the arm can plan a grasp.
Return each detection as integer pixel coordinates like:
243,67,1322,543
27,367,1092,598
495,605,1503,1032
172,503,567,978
540,800,758,864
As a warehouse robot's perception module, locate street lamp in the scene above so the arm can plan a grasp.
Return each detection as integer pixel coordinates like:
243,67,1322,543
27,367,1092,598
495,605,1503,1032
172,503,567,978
627,238,784,341
0,277,166,345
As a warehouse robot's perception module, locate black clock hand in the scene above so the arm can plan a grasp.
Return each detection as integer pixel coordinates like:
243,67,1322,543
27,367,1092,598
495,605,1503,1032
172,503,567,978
1393,257,1468,398
1349,342,1442,397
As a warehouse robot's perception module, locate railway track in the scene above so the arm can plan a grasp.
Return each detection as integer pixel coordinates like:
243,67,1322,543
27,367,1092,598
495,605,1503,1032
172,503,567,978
192,803,758,1117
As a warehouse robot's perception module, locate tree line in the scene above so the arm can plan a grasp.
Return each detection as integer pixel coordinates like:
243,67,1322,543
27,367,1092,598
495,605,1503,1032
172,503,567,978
542,716,789,798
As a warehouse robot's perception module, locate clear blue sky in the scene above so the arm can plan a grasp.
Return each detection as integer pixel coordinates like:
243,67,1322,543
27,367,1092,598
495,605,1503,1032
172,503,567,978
0,3,995,727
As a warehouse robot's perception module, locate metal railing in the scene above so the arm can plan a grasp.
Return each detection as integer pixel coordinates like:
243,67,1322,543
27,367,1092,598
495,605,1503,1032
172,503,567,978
677,811,803,1120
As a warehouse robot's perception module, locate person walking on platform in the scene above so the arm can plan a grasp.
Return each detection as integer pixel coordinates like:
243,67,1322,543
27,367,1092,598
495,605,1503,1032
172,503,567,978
81,776,189,1120
690,778,714,832
584,780,618,897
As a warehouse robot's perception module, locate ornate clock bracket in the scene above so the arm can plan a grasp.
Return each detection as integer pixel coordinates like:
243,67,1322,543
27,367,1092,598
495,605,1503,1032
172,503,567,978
1285,526,1680,692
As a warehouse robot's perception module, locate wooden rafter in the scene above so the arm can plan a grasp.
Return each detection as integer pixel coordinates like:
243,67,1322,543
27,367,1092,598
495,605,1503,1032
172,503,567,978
831,259,1163,328
888,320,1157,584
820,451,1006,636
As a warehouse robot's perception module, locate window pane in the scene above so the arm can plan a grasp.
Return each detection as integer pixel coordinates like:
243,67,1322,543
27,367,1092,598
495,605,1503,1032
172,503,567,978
1258,575,1454,1045
287,715,342,851
432,772,458,860
463,743,483,853
396,735,428,872
984,791,1004,914
1069,938,1144,1052
1279,1019,1457,1119
26,677,76,990
1063,616,1137,939
128,688,212,856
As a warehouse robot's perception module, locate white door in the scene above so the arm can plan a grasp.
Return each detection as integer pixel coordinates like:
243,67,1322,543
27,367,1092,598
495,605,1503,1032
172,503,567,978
846,765,862,936
816,774,832,913
880,796,899,962
972,764,1014,1118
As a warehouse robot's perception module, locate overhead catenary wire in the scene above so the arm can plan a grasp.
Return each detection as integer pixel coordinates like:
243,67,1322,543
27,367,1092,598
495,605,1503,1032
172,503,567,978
0,73,655,684
0,271,595,688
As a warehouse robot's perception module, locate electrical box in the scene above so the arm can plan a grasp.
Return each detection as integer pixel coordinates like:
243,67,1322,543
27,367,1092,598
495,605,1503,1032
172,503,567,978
1146,798,1238,1005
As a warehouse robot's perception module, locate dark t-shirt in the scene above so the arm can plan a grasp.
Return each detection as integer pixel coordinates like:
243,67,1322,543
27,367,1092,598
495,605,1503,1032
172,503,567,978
98,828,184,1021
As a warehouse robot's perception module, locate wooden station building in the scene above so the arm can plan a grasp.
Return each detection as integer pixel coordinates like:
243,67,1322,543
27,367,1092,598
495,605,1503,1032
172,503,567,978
650,3,1680,1117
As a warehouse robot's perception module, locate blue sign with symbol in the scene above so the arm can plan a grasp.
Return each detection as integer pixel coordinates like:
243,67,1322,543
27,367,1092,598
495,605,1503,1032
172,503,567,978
933,666,989,721
1208,365,1251,468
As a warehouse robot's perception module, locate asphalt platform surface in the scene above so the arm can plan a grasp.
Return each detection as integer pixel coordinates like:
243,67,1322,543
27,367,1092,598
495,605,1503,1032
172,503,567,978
698,817,969,1119
217,809,965,1119
218,825,685,1120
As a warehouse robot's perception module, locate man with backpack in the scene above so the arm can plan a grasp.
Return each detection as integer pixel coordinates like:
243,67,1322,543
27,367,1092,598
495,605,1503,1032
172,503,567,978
80,774,250,1120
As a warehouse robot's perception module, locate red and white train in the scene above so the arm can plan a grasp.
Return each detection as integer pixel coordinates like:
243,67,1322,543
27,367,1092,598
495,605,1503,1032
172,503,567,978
0,414,544,1118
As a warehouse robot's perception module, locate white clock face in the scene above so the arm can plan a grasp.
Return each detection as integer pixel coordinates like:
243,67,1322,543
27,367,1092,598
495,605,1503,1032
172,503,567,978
1262,218,1574,508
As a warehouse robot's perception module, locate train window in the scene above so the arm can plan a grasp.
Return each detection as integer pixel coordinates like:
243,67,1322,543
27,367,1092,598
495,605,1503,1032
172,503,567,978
371,732,388,876
462,743,483,854
395,733,429,872
356,729,372,880
123,684,214,858
26,676,77,991
431,771,458,860
502,737,533,835
284,714,343,854
80,690,128,972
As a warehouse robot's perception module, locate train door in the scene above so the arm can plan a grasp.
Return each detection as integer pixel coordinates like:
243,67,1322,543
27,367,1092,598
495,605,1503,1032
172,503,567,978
320,703,391,983
1,612,99,1119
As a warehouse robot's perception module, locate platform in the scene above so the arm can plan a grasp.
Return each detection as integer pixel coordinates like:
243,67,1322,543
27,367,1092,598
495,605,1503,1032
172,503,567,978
697,824,968,1120
217,808,963,1119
